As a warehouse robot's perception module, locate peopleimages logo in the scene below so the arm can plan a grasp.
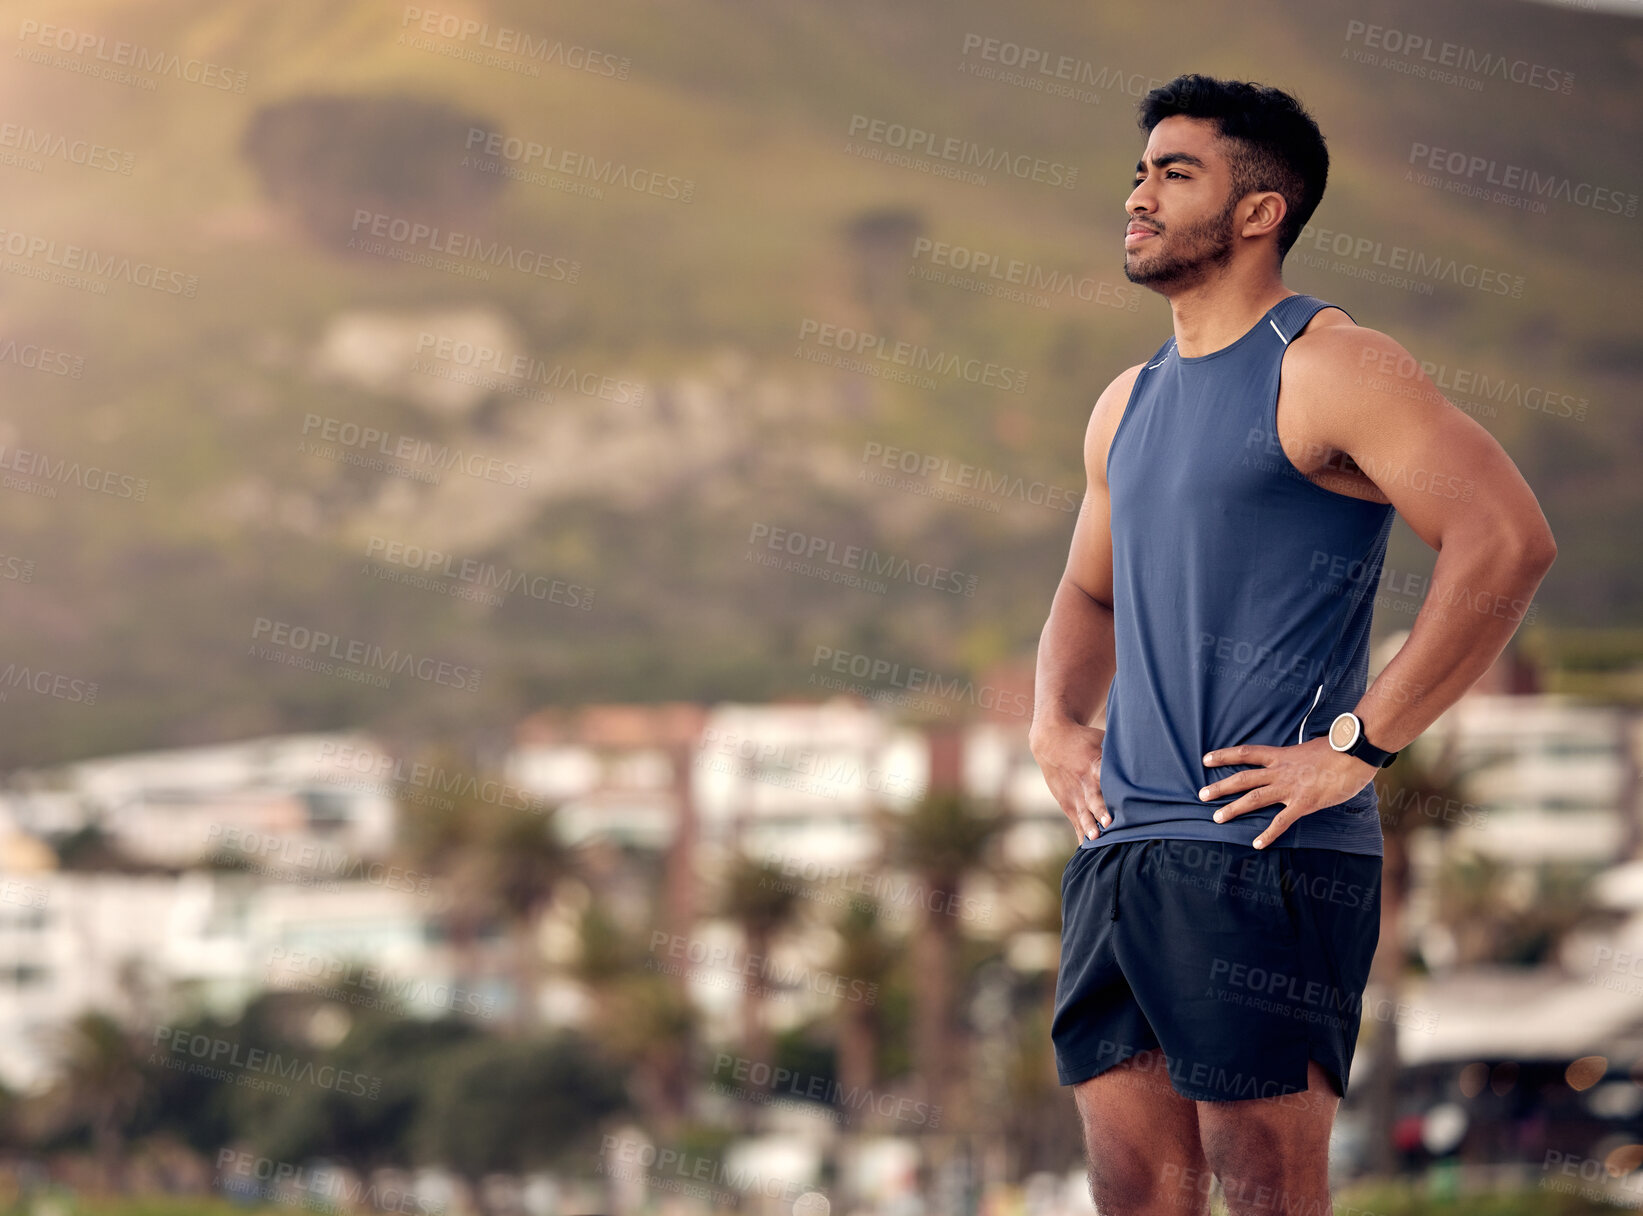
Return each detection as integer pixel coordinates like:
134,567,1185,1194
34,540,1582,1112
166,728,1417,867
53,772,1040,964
1292,223,1523,298
249,617,483,693
1342,20,1574,94
398,8,631,80
217,1150,442,1216
363,536,595,611
957,33,1168,106
413,332,644,405
0,121,135,174
861,441,1079,513
151,1028,383,1098
745,522,978,597
844,113,1078,189
810,645,1028,717
0,337,83,377
712,1052,943,1126
462,127,693,203
0,225,198,296
909,236,1142,311
796,319,1029,393
647,930,880,1005
299,414,532,487
347,210,580,283
1406,142,1637,218
267,946,496,1019
14,19,250,92
315,740,549,814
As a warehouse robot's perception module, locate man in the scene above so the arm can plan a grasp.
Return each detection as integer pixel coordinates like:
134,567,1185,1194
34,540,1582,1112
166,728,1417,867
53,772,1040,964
1029,74,1556,1214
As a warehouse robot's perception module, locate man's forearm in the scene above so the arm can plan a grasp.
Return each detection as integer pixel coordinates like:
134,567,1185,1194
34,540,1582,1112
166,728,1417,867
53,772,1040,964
1354,535,1555,751
1031,578,1117,745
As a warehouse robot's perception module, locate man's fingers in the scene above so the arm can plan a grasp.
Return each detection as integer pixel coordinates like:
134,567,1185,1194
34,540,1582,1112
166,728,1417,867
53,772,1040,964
1212,786,1285,823
1203,744,1279,768
1062,790,1098,841
1199,768,1267,802
1088,786,1112,829
1253,808,1303,850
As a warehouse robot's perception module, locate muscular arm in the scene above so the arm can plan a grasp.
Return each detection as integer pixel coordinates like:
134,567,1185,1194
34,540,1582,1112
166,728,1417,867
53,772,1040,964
1287,325,1557,750
1030,364,1142,841
1204,321,1557,846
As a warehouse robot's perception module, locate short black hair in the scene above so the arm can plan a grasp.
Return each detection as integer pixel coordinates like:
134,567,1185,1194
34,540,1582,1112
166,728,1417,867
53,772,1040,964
1138,74,1328,262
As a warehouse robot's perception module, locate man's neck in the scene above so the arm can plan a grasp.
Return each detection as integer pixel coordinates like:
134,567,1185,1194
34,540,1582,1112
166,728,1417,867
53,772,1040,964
1166,272,1294,358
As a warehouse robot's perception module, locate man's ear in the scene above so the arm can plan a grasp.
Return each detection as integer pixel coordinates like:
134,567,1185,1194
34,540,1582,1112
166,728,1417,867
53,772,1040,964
1241,191,1288,242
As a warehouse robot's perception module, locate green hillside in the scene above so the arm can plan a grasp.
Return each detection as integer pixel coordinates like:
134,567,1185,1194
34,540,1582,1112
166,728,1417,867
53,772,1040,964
0,0,1637,768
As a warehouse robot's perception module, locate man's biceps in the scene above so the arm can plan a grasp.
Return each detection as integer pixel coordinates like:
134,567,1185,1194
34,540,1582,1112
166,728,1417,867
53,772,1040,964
1064,564,1115,608
1064,528,1113,597
1350,412,1509,504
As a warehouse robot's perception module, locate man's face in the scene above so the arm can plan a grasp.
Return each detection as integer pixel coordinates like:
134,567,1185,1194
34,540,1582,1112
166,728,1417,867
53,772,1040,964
1123,115,1242,290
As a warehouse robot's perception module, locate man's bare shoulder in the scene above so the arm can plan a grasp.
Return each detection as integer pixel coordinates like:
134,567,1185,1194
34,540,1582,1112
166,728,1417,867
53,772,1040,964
1084,362,1148,484
1284,311,1407,386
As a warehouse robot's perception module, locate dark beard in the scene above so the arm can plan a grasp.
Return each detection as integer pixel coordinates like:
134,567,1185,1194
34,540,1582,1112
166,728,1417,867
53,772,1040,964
1123,192,1240,288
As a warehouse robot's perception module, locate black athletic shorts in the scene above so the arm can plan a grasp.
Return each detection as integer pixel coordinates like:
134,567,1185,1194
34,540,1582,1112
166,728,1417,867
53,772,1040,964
1052,837,1382,1102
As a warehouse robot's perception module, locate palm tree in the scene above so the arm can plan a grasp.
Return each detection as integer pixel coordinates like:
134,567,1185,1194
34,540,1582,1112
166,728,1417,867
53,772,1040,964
884,790,1001,1122
830,896,898,1112
719,853,804,1079
574,903,698,1140
396,743,571,1032
53,1012,143,1190
1362,738,1466,1175
465,810,573,1032
1000,852,1087,1176
1430,853,1597,967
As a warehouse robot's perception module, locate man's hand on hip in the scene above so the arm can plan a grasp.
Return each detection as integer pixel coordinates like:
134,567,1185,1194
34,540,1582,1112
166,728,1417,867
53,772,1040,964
1031,719,1111,843
1199,737,1377,849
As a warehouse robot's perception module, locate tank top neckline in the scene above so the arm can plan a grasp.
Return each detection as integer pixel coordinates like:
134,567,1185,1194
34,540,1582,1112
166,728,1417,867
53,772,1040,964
1171,292,1307,365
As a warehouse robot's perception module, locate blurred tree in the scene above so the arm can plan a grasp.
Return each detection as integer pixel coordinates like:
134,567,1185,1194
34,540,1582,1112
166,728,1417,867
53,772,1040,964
830,896,897,1112
396,744,573,1031
843,206,924,333
1362,740,1469,1177
412,1033,626,1178
885,791,1001,1120
718,853,803,1079
51,1013,144,1190
241,94,505,249
1001,852,1084,1176
244,1003,484,1171
575,905,698,1140
463,809,573,1033
1431,855,1599,967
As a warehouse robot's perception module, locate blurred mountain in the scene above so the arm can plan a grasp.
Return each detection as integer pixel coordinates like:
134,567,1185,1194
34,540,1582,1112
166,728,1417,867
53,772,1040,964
0,0,1637,766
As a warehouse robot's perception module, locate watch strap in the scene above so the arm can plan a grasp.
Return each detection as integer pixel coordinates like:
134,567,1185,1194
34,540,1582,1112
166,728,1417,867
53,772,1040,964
1348,733,1399,768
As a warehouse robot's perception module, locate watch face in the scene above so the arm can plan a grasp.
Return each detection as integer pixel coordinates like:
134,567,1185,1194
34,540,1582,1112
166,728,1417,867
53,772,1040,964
1329,713,1361,751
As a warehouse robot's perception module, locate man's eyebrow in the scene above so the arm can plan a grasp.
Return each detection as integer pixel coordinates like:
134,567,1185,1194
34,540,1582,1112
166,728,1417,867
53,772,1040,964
1134,152,1208,173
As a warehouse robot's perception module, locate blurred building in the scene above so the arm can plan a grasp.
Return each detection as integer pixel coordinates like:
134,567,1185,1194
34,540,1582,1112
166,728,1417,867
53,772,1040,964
1420,693,1636,864
508,702,708,853
507,698,929,866
0,868,471,1093
3,732,398,869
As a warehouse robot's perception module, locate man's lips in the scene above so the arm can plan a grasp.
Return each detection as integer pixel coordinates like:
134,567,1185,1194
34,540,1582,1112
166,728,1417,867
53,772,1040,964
1125,223,1160,244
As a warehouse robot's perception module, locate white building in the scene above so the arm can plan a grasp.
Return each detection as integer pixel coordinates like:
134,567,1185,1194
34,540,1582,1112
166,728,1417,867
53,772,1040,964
4,732,399,869
693,700,927,866
1416,693,1634,864
0,867,469,1093
506,699,929,867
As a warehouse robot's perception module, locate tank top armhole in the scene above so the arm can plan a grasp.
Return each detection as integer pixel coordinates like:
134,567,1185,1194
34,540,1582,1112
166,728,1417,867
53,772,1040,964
1268,302,1393,509
1105,340,1171,484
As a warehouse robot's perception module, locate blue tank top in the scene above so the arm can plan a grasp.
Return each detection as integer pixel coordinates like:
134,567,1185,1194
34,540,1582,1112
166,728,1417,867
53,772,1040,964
1083,293,1392,856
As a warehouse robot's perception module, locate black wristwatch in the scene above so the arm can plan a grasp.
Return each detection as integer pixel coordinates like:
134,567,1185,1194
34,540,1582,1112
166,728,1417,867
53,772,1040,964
1327,712,1400,768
